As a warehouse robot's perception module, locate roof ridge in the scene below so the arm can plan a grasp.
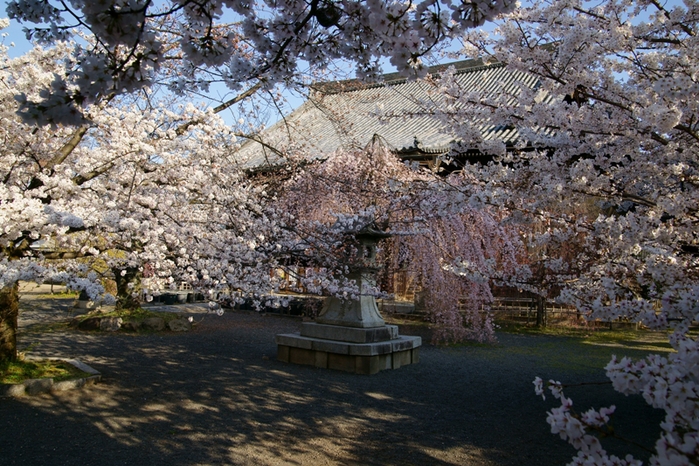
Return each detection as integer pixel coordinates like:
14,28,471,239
312,59,504,95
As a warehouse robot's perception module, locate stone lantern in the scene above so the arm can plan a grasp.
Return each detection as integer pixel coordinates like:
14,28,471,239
276,225,421,374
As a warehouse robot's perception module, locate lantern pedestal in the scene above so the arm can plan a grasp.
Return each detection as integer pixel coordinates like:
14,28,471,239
276,322,421,375
276,226,421,374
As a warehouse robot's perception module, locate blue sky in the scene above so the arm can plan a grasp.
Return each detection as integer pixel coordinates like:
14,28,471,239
2,4,31,58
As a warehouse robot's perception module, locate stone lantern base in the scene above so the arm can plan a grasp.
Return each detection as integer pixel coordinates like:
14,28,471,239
276,225,421,374
276,322,421,375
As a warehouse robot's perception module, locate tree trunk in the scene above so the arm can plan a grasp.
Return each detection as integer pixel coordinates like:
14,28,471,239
114,267,142,311
0,282,20,362
535,296,547,328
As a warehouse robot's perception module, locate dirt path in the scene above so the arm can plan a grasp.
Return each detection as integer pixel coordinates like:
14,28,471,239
0,286,664,465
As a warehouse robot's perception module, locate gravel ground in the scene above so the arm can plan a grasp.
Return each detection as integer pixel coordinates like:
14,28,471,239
0,285,664,466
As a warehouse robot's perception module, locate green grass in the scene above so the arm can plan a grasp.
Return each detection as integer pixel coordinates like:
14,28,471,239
23,321,72,334
34,290,80,299
386,315,675,355
496,321,674,353
429,323,676,377
0,359,93,384
384,316,430,327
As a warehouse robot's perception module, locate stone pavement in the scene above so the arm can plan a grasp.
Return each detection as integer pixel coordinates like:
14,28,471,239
0,284,665,466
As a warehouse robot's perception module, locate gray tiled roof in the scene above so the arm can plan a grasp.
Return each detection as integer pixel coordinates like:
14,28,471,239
234,59,540,171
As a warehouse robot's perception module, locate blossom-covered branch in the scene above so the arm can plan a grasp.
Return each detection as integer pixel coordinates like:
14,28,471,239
6,0,517,124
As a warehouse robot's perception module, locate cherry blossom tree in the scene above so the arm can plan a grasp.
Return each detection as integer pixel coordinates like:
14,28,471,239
50,99,280,310
272,136,524,343
0,32,286,362
5,0,517,125
0,36,100,362
387,202,523,343
408,0,699,463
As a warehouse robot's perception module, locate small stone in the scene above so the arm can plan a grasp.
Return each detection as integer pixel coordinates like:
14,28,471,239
77,317,102,331
99,316,123,332
142,317,165,331
24,378,53,395
53,379,85,391
121,320,142,332
168,318,191,332
1,384,26,397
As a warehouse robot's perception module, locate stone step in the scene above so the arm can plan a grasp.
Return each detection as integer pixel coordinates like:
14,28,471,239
299,322,399,343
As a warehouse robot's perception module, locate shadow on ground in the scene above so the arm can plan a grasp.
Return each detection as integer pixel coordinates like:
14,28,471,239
0,289,664,466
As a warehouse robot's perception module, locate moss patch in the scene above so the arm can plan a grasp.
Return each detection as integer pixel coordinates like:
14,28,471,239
114,307,178,322
33,291,80,300
71,307,185,333
1,359,93,384
76,307,179,323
